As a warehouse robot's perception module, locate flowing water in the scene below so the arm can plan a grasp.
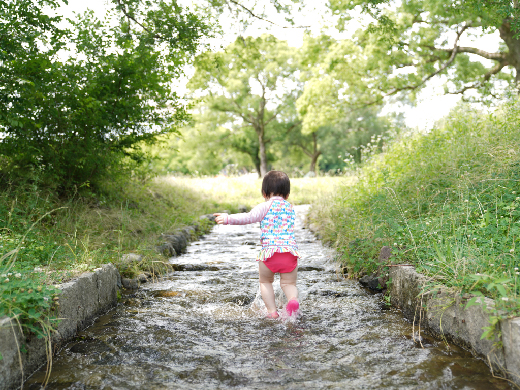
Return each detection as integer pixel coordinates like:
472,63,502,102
27,206,508,389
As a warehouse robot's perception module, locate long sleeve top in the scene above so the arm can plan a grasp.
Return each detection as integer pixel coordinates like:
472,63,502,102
222,196,300,261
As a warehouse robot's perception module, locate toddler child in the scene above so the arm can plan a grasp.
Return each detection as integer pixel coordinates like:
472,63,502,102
214,171,300,319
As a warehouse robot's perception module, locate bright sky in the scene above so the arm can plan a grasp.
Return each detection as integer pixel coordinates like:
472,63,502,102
57,0,503,130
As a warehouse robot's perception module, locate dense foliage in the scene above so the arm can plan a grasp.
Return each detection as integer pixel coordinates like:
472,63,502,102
0,0,208,190
324,0,520,106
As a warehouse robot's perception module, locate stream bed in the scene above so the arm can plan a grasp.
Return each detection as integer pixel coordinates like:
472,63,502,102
27,206,508,389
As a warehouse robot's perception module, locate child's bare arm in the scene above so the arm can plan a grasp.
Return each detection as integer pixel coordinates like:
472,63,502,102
213,213,227,224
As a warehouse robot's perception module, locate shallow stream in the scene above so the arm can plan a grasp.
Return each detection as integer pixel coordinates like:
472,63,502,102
27,206,508,389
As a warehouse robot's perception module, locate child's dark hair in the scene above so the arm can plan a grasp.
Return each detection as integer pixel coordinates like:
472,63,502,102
262,171,290,199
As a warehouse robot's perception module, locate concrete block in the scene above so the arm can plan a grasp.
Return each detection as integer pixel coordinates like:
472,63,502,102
501,317,520,385
426,294,505,370
389,266,429,327
388,264,515,383
0,263,119,390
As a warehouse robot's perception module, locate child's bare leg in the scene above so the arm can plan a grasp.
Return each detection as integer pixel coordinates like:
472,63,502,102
259,261,277,314
280,267,298,301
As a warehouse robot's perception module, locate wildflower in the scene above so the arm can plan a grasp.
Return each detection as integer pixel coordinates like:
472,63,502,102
467,234,471,238
43,296,49,301
28,289,33,294
515,268,519,271
513,191,517,194
3,278,9,283
517,197,520,201
490,264,494,267
473,237,477,241
502,297,510,301
517,272,520,275
7,273,12,276
393,243,397,246
503,272,507,275
464,199,469,202
1,274,5,278
14,273,21,278
510,249,515,253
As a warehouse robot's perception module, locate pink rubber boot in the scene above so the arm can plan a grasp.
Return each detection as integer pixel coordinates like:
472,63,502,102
286,299,299,316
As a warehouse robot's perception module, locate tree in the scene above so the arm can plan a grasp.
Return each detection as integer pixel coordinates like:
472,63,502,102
188,34,300,177
322,0,520,107
0,0,208,189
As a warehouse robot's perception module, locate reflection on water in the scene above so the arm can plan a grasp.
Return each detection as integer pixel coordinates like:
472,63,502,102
27,206,508,389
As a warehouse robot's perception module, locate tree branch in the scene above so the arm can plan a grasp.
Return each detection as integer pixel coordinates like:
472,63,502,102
226,0,309,29
115,0,163,40
433,46,508,61
447,61,508,94
356,24,471,109
224,100,253,124
285,120,301,133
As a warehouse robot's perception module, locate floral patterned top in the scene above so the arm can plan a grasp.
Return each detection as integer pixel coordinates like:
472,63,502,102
223,196,301,262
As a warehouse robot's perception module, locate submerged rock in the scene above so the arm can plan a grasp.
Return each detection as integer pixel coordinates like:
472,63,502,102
156,242,177,257
359,274,384,291
161,233,188,254
121,278,138,290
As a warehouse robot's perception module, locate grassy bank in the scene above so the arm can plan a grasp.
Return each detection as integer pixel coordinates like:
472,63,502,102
310,100,520,324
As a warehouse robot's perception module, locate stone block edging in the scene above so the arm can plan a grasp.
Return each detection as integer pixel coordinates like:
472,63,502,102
389,265,520,386
0,263,119,390
0,212,226,389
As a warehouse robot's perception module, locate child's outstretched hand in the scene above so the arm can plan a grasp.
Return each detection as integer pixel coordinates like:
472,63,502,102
213,213,227,224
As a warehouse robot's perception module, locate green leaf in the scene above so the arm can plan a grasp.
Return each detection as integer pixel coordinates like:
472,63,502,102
465,297,481,310
496,284,508,298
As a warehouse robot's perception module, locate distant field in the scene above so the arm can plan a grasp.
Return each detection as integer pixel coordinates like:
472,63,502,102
158,175,355,209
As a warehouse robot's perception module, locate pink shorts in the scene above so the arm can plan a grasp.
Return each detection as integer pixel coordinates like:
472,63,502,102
263,252,298,273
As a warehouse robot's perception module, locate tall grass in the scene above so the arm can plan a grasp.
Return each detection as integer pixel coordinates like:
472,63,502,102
311,100,520,317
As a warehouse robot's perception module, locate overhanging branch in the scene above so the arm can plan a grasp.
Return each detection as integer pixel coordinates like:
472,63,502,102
434,46,508,62
447,61,508,94
355,24,483,109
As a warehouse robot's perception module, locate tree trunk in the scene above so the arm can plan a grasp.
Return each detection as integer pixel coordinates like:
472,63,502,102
309,152,321,174
308,133,321,174
258,131,267,177
499,19,520,90
254,160,262,178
